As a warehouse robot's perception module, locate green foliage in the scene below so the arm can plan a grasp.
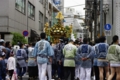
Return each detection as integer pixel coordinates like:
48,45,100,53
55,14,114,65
11,32,27,45
65,26,70,30
73,31,77,39
65,26,71,38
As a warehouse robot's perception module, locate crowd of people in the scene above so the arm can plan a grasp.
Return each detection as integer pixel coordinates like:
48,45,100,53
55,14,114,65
0,32,120,80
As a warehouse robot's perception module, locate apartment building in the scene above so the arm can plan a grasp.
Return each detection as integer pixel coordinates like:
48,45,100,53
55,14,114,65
0,0,63,42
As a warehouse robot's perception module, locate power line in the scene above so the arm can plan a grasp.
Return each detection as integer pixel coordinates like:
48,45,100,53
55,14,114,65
64,4,85,8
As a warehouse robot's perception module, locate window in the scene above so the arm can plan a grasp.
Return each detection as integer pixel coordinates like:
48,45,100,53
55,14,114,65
39,12,43,31
39,0,43,4
15,0,25,14
28,2,35,20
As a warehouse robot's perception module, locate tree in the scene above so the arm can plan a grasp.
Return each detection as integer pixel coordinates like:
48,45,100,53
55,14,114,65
11,32,27,45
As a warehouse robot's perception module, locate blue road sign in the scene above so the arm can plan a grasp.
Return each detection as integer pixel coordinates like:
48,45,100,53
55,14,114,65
104,24,112,30
23,30,29,36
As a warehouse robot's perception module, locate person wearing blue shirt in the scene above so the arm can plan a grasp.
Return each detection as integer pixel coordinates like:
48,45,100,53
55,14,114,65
74,40,82,80
51,43,57,79
33,33,54,80
92,38,100,80
16,43,27,80
0,55,6,80
0,39,6,80
46,42,54,80
95,36,109,80
76,38,94,80
55,39,65,80
5,41,11,63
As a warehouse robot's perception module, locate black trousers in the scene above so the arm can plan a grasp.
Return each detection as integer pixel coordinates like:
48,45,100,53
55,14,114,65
94,66,99,80
52,64,57,77
28,66,38,77
64,67,75,80
57,62,64,79
8,70,14,79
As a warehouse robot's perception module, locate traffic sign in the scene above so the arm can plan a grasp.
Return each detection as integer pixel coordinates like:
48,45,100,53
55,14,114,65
104,24,112,36
104,24,111,30
23,30,29,36
105,30,111,36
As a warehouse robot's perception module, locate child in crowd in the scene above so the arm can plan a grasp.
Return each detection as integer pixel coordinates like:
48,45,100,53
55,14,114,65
7,51,16,80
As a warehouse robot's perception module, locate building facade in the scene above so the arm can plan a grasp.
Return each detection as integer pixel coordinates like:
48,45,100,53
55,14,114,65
64,8,84,39
0,0,63,42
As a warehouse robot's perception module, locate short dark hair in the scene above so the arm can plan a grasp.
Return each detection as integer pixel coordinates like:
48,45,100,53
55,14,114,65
29,43,32,46
95,38,100,44
40,33,46,39
113,35,119,43
74,40,79,45
5,41,10,47
83,38,88,44
19,43,24,48
0,42,4,45
89,42,93,46
32,42,36,47
99,36,106,42
69,39,73,43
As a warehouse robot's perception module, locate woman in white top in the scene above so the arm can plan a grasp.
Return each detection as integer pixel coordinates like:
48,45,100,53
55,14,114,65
7,51,16,79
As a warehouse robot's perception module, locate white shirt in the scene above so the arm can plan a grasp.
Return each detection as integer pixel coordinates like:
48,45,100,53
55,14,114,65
28,47,34,53
7,57,16,71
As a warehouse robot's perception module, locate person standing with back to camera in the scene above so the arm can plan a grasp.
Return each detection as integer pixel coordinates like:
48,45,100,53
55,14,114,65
95,36,109,80
107,35,120,80
33,32,54,80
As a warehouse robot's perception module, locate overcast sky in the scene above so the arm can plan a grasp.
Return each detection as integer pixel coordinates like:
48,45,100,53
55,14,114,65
64,0,85,16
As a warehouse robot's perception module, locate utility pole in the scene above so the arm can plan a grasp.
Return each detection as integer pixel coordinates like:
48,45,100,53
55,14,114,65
43,0,46,29
94,0,97,41
51,0,53,27
100,0,103,36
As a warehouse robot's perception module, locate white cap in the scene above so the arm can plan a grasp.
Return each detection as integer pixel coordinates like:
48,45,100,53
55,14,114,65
0,39,5,42
2,52,5,56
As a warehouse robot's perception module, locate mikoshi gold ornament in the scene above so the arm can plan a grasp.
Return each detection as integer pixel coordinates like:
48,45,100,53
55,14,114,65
44,12,72,43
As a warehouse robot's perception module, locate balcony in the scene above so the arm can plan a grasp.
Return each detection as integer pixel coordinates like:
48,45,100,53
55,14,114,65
49,0,60,12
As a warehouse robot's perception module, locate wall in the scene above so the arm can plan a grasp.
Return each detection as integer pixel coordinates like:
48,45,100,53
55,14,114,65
8,0,27,34
113,0,120,38
0,0,9,16
0,0,9,32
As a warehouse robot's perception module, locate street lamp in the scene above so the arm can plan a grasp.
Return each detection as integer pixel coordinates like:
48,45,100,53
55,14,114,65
102,4,109,29
103,4,109,14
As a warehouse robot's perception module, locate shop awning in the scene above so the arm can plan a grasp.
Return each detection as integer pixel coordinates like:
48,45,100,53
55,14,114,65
30,29,39,38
